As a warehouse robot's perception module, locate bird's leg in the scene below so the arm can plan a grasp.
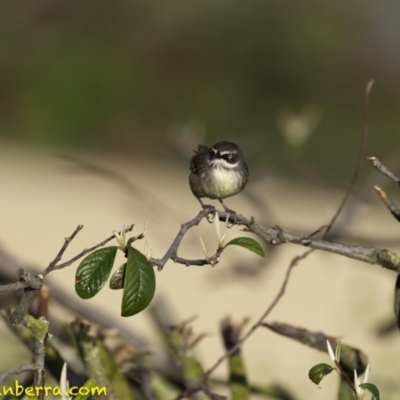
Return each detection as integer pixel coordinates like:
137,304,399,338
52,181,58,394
196,197,215,222
196,197,207,209
219,199,232,212
218,199,236,227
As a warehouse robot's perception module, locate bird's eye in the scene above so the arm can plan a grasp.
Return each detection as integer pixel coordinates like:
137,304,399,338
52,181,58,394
227,154,232,160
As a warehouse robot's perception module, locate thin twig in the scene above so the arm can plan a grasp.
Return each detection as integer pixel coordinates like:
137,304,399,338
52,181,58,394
0,281,30,293
150,203,400,273
33,339,47,397
368,156,400,187
324,79,374,237
42,224,134,276
47,224,84,269
150,209,212,270
221,213,399,271
175,250,309,399
0,364,39,385
374,186,400,222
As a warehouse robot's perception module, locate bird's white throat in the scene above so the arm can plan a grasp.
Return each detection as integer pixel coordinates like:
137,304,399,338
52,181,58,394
209,158,239,170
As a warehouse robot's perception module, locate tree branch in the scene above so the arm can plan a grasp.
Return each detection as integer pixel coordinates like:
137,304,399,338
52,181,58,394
0,364,40,386
150,209,399,272
42,224,134,276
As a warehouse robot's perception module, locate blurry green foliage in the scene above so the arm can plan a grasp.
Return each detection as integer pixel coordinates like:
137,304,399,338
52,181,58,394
0,0,399,183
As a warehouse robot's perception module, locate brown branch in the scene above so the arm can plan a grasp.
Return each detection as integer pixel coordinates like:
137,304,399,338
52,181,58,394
368,156,400,187
47,224,84,269
33,336,47,392
368,157,400,221
324,79,374,237
150,204,400,274
369,154,400,332
156,211,399,272
150,208,213,270
175,250,307,399
42,224,134,276
0,364,40,386
374,185,400,222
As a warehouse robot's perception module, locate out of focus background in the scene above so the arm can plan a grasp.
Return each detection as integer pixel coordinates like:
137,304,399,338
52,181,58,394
1,1,400,180
1,1,400,399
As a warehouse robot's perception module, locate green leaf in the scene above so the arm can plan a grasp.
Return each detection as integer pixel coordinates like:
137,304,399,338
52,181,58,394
225,237,265,257
229,353,250,400
121,247,156,317
75,246,118,299
109,263,126,290
74,378,97,400
359,383,380,400
308,363,334,385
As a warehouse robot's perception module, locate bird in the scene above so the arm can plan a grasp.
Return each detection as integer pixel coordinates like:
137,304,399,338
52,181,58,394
189,141,249,211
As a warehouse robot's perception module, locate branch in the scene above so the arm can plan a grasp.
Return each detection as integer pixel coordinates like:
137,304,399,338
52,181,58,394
374,185,400,222
175,249,305,399
0,268,43,293
238,214,399,271
150,209,212,270
42,224,134,276
368,157,400,222
368,156,400,186
324,79,374,236
153,209,399,272
46,224,83,270
0,364,40,386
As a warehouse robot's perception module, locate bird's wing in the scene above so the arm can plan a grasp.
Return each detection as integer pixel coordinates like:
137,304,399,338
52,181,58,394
189,145,209,173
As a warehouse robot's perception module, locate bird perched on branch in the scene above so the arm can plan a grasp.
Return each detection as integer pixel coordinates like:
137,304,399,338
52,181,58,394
189,141,249,211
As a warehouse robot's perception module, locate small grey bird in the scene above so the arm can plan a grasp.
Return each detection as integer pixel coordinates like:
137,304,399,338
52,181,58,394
189,141,249,210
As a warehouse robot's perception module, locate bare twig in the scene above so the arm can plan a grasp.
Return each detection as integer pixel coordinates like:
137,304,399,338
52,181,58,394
368,156,400,186
175,249,307,399
374,186,400,222
0,364,39,386
369,154,400,332
162,211,399,271
42,224,134,276
147,203,400,273
33,337,46,391
324,79,374,236
201,386,227,400
47,224,84,269
150,208,213,270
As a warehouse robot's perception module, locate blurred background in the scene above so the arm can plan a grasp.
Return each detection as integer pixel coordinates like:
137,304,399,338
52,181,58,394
1,1,400,399
1,0,400,181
